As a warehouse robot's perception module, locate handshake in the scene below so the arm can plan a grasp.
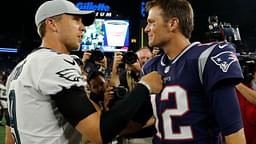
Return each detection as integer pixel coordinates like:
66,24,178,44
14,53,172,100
139,71,163,94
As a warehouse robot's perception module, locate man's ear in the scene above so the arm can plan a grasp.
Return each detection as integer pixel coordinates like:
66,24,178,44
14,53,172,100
168,17,179,32
45,18,58,32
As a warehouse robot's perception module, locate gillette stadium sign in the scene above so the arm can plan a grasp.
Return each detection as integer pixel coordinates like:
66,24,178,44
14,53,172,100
76,2,111,12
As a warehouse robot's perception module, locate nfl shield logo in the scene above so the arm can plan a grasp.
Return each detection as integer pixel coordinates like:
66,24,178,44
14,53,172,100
164,66,170,73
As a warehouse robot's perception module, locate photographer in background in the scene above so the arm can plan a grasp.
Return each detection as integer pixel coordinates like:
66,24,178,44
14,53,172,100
83,49,154,143
109,47,155,144
236,63,256,144
119,47,152,92
82,48,107,78
0,72,8,126
87,71,111,111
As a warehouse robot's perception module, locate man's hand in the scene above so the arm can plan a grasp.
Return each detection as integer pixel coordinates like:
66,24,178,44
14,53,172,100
140,71,163,94
82,51,92,63
112,52,123,72
104,86,114,111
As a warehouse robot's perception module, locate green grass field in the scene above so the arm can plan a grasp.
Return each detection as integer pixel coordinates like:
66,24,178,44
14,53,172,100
0,125,5,144
0,116,6,144
0,113,5,144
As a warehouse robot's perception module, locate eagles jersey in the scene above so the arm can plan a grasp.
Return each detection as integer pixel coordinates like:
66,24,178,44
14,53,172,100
6,48,85,144
142,42,243,144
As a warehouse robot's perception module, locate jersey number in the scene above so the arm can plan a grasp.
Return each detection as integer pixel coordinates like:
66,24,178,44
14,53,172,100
152,85,193,140
8,90,21,144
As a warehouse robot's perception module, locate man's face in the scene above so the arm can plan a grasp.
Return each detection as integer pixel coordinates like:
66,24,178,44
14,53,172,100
89,75,106,96
137,49,152,66
152,47,160,57
56,14,85,52
144,6,171,48
127,49,152,73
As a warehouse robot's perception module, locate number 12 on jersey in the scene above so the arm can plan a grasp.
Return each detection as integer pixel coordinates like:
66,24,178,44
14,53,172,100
151,85,193,140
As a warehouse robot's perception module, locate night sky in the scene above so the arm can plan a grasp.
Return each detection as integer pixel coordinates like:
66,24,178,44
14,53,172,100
0,0,255,54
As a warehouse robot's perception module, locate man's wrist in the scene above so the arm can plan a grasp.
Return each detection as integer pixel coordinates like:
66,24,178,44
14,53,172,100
138,80,151,93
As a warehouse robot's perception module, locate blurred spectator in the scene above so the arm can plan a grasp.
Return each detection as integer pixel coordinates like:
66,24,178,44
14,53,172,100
0,72,8,126
136,47,153,67
87,71,108,111
151,47,163,57
236,64,256,144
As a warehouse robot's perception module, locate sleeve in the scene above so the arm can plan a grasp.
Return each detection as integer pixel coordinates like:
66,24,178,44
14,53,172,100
130,95,153,125
203,42,243,92
38,55,86,96
209,83,243,136
51,86,96,126
100,83,150,143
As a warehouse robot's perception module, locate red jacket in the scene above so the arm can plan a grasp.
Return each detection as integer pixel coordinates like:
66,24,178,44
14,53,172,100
236,85,256,144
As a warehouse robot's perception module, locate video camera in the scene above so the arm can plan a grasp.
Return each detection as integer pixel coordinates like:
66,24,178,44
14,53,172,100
84,48,105,76
122,51,138,65
205,16,255,83
237,53,256,83
116,51,138,69
87,48,104,62
205,16,242,43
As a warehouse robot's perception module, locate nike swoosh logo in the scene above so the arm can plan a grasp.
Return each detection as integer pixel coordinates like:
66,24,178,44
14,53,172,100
218,44,228,49
64,59,76,65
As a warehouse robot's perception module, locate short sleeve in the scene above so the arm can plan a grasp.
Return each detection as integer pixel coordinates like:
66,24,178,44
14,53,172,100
38,55,86,96
202,43,243,91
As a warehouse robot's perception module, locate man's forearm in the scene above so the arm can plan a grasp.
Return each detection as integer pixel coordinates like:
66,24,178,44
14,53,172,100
224,128,246,144
100,83,150,143
5,126,15,144
236,83,256,105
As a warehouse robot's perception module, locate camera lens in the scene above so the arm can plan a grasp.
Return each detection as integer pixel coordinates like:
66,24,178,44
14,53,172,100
113,86,128,99
122,51,138,64
91,49,104,61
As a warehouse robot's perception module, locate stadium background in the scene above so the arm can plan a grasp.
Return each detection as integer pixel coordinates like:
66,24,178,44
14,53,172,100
0,0,256,143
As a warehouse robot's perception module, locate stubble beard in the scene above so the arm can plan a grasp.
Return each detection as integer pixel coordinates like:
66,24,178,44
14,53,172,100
67,41,80,52
149,39,167,52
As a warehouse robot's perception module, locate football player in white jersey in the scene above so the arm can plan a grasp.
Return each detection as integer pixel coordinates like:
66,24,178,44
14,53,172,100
0,75,7,125
5,0,163,143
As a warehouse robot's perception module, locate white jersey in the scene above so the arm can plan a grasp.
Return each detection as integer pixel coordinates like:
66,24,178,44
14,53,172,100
0,83,7,109
6,48,86,144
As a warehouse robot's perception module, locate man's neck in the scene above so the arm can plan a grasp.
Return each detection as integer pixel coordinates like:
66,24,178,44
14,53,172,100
164,35,190,60
41,36,69,54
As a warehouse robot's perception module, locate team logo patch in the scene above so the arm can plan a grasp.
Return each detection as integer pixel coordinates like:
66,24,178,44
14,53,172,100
56,68,83,82
211,51,238,72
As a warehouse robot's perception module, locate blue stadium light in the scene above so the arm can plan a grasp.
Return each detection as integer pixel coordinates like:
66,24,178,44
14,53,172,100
0,48,18,53
141,2,146,17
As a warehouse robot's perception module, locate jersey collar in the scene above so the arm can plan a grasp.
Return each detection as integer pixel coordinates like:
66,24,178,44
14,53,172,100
160,42,201,66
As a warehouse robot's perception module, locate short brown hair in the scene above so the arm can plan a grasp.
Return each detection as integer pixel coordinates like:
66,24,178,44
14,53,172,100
37,14,63,38
146,0,194,39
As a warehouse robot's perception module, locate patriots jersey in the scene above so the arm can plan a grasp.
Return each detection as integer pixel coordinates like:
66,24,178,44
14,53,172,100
142,42,243,144
6,48,85,144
